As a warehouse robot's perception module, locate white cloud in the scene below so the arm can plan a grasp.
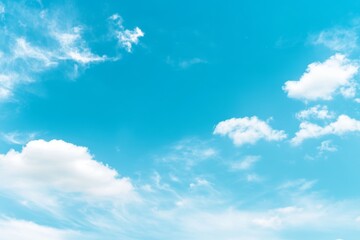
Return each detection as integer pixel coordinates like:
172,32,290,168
0,218,81,240
0,4,106,100
0,73,22,99
312,28,358,52
230,155,260,171
214,116,287,146
0,139,136,209
0,4,142,101
125,173,360,240
173,196,360,240
291,114,360,145
283,54,359,101
11,28,108,68
317,140,337,153
109,14,144,52
50,26,108,64
13,38,56,68
296,105,334,120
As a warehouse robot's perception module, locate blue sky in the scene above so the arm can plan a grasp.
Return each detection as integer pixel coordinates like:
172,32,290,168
1,0,360,239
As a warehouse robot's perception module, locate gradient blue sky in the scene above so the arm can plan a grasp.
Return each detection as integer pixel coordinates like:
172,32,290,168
1,0,360,239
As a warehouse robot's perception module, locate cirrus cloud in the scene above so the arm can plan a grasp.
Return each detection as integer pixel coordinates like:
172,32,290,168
0,2,144,101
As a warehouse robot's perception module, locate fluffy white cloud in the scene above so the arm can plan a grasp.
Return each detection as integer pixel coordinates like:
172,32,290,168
214,116,287,146
291,114,360,145
0,218,81,240
312,28,358,52
296,105,334,120
109,14,144,52
0,139,135,208
283,54,359,101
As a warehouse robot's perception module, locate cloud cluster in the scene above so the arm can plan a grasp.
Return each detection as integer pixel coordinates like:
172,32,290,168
282,26,360,146
214,116,287,146
291,114,360,145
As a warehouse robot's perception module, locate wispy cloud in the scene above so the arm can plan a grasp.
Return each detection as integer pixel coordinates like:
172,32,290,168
278,179,317,192
311,27,358,52
230,155,260,171
157,138,217,168
1,131,37,145
0,2,144,101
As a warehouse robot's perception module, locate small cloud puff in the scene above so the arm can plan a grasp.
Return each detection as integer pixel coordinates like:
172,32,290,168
109,13,144,52
296,105,335,120
214,116,287,146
